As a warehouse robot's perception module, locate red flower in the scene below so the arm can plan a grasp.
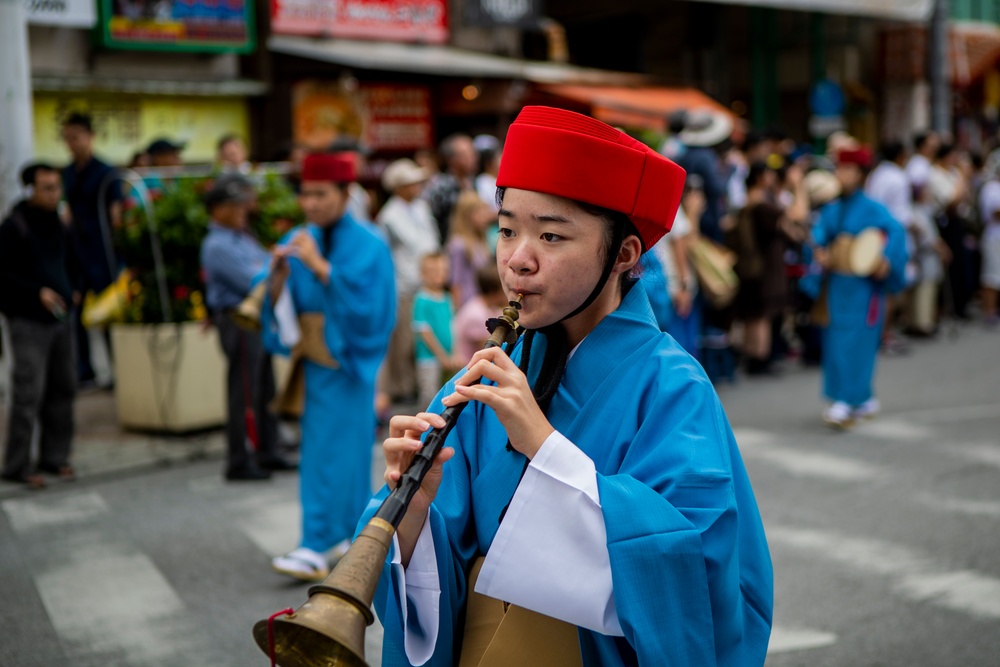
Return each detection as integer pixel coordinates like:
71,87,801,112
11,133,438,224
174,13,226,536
173,285,191,301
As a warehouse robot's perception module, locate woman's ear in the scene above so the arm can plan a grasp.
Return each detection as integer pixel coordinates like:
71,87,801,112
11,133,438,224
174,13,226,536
614,235,643,275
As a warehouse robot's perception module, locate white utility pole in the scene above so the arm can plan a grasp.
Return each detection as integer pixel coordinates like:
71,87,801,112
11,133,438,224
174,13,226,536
0,0,35,216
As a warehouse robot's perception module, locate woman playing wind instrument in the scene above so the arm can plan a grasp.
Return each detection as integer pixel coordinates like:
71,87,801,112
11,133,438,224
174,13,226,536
364,107,773,666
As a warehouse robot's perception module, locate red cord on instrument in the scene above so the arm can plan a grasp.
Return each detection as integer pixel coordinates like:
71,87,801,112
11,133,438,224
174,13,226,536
267,608,294,667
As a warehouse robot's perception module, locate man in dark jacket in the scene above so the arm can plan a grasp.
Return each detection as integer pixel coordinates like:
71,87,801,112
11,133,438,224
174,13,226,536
62,112,121,386
0,163,79,490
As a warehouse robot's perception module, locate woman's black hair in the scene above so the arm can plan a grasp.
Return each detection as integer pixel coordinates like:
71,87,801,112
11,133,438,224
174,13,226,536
745,161,772,190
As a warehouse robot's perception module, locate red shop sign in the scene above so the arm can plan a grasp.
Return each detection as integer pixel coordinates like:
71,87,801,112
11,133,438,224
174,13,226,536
360,84,434,152
271,0,448,43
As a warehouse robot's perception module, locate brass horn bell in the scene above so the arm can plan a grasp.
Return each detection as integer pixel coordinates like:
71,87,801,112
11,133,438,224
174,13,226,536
230,282,266,331
252,519,395,667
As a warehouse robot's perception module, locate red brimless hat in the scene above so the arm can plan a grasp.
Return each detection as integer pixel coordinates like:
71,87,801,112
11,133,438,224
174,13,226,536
301,152,356,183
496,106,686,249
834,146,873,170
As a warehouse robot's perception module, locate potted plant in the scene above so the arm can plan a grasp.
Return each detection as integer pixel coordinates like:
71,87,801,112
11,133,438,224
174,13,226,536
110,170,300,432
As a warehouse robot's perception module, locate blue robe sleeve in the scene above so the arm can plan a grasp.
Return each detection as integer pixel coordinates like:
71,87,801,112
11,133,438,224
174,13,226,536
321,220,397,382
592,363,772,666
873,203,909,294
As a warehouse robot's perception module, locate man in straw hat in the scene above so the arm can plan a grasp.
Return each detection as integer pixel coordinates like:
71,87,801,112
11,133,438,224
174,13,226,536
364,107,772,666
810,147,908,429
263,152,396,581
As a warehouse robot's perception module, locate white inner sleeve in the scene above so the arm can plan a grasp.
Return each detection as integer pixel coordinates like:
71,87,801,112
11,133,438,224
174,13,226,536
391,513,440,666
274,285,301,349
398,422,621,666
475,431,623,636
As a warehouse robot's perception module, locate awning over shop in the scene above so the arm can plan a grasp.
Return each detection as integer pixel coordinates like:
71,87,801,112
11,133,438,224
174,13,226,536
882,21,1000,87
268,35,647,86
688,0,932,21
951,21,1000,87
536,84,737,132
32,75,268,97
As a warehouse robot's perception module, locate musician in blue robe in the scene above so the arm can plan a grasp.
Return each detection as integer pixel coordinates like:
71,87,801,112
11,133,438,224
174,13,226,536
809,147,908,429
262,152,395,582
362,107,773,666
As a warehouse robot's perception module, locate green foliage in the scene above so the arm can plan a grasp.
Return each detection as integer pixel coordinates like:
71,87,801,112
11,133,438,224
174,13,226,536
118,170,302,323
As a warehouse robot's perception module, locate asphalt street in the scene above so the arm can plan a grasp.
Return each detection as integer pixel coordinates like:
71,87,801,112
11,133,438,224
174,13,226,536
1,322,997,667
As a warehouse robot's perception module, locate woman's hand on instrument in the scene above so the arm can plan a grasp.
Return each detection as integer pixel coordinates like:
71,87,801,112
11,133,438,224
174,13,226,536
383,412,454,516
442,347,554,460
384,412,453,567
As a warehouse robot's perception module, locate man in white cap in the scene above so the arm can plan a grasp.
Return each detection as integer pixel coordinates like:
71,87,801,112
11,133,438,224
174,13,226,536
376,159,441,401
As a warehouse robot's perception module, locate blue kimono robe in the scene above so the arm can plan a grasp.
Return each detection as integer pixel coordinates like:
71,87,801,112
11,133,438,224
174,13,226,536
811,192,908,406
262,214,395,553
361,282,773,666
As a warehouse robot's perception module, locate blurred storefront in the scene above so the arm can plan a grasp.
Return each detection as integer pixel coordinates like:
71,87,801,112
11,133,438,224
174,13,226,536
27,0,264,165
255,0,650,182
541,0,935,144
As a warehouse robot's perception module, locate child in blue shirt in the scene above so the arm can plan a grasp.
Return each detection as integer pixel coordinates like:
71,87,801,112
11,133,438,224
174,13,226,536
412,252,460,409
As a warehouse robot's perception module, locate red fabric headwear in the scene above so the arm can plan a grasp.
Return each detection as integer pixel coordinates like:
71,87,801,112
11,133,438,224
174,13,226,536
834,147,873,170
497,106,686,249
301,152,356,184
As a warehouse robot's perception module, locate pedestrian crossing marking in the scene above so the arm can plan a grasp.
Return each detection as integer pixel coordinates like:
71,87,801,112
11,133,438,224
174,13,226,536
914,493,1000,518
858,418,932,441
767,625,837,654
955,443,1000,470
36,537,191,663
2,490,109,533
768,526,1000,620
894,403,1000,425
734,429,884,481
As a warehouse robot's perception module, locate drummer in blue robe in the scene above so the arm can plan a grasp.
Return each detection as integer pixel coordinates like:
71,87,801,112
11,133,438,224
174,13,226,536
363,107,773,666
808,146,908,429
262,152,395,581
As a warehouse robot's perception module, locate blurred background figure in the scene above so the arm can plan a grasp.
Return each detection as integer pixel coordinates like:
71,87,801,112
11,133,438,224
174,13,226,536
447,190,494,309
200,174,294,481
412,251,459,409
329,136,374,224
474,133,501,211
60,112,122,389
0,163,79,490
729,162,808,376
216,134,252,174
452,264,507,365
376,158,439,404
423,133,477,241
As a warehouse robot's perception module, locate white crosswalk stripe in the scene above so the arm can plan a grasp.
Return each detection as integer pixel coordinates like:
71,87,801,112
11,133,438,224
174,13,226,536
3,490,109,533
768,526,1000,620
767,625,838,654
735,428,886,481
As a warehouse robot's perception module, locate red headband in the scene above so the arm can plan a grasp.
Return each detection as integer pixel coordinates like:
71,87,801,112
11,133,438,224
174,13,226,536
834,147,873,170
301,153,356,183
497,106,686,249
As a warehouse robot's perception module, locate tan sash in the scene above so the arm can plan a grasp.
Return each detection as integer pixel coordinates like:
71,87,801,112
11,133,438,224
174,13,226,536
459,557,584,667
270,313,338,418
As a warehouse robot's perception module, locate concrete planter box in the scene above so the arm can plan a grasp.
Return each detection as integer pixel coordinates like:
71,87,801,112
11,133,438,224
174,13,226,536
110,322,226,432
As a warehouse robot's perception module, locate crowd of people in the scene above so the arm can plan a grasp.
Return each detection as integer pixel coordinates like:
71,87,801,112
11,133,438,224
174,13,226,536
2,107,997,594
644,114,998,430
